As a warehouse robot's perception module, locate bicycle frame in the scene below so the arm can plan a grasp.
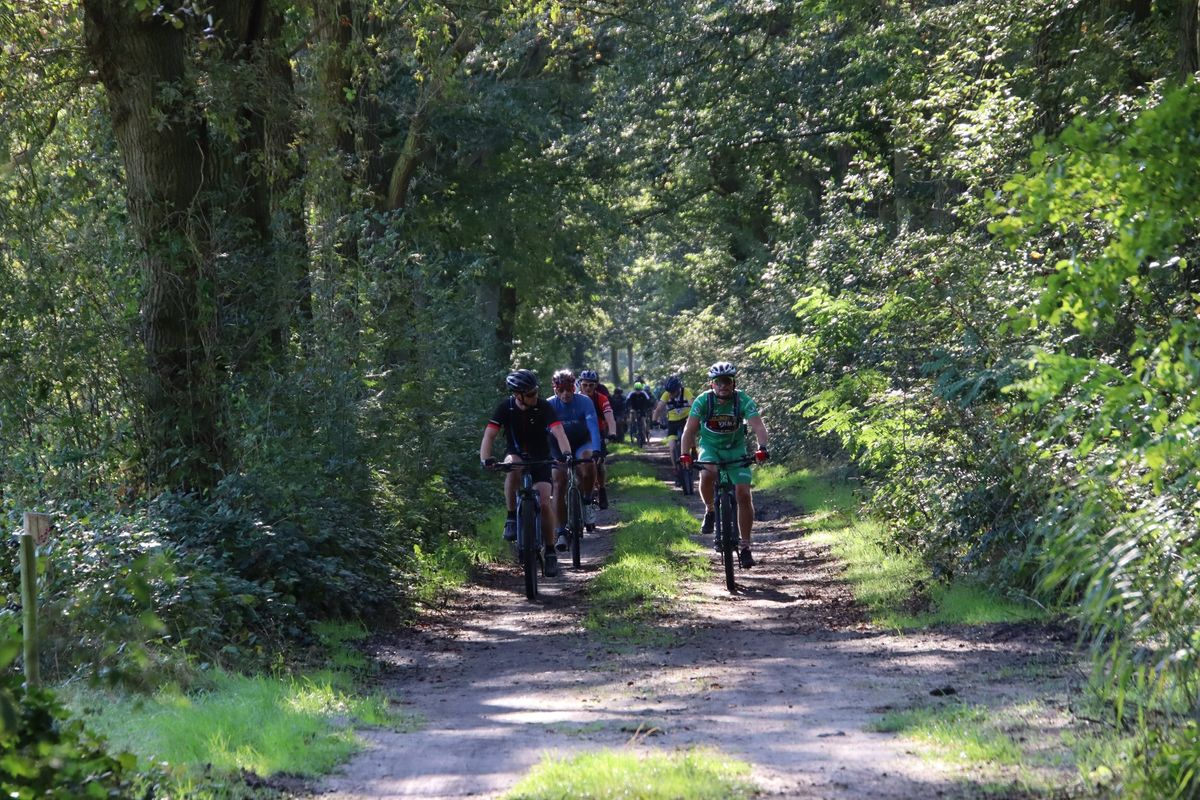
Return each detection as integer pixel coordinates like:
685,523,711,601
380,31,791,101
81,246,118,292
491,459,555,599
693,456,755,593
554,456,593,568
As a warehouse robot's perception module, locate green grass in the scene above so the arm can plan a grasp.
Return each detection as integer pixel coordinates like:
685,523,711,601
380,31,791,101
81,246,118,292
502,748,756,799
68,669,416,779
585,460,708,641
870,702,1023,765
755,465,1046,628
410,506,511,605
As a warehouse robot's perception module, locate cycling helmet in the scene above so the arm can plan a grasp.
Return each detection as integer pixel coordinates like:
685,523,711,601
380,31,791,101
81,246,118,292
578,369,599,382
506,369,539,393
633,381,644,390
708,361,738,380
664,375,682,393
552,369,576,388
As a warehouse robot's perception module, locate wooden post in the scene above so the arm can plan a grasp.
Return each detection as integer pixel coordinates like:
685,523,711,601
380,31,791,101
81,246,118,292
19,512,50,688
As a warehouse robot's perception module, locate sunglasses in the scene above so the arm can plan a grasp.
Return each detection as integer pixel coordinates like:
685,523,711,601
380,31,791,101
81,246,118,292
514,389,539,400
554,383,575,392
713,377,735,386
578,382,596,390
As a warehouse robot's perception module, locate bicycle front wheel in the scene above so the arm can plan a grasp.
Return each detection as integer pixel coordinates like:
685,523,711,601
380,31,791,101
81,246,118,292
682,462,694,495
568,485,583,568
520,497,539,599
719,489,737,593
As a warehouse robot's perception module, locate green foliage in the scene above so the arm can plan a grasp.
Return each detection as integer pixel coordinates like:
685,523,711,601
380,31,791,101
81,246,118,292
0,625,136,798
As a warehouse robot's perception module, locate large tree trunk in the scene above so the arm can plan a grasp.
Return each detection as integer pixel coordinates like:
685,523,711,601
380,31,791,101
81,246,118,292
83,1,226,492
1181,0,1199,78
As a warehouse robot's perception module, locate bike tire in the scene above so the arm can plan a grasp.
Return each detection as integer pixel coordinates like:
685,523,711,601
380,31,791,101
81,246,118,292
682,463,694,495
520,497,539,599
719,490,737,593
568,485,583,568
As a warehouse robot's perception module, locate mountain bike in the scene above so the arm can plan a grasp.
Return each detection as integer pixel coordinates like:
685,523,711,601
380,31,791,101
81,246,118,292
554,455,591,568
668,435,694,495
488,459,555,599
693,455,756,593
633,410,650,447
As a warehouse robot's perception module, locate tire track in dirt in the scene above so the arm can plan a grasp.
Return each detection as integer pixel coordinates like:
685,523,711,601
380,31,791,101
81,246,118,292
309,441,1082,799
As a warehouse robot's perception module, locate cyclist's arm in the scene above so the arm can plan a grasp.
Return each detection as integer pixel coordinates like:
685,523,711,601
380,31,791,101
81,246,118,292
603,406,617,436
679,415,701,455
548,420,571,455
653,399,667,423
748,415,768,451
480,424,500,462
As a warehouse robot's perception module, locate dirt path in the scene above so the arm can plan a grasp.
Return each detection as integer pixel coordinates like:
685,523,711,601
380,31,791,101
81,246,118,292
313,444,1082,799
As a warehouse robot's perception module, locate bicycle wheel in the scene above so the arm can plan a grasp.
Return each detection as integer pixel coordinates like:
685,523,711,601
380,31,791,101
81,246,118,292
568,483,583,568
682,461,694,495
636,419,646,447
719,489,737,593
519,495,539,599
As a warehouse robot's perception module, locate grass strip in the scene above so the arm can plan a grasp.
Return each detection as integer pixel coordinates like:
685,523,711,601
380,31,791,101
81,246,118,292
503,748,756,800
869,702,1023,765
65,622,416,790
584,459,707,641
753,465,1046,628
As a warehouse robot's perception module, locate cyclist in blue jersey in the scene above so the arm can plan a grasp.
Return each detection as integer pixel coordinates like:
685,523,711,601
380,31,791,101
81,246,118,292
547,369,601,552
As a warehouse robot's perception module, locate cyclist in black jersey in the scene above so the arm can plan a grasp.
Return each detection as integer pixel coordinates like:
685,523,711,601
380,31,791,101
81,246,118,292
480,369,573,576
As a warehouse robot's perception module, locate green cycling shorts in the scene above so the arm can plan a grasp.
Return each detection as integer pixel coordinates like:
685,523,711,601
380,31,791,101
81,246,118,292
696,444,752,486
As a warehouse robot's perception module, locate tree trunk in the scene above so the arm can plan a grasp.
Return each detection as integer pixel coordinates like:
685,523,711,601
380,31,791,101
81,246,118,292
610,345,619,385
83,1,225,491
1181,0,1199,78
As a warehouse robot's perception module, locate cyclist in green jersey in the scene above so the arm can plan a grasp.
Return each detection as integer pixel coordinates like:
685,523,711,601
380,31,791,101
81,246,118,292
679,361,769,568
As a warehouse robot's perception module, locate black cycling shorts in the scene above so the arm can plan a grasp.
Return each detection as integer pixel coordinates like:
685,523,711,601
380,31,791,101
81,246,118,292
503,450,552,485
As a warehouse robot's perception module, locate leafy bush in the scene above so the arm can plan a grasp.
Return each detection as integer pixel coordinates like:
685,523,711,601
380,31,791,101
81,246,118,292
0,623,135,798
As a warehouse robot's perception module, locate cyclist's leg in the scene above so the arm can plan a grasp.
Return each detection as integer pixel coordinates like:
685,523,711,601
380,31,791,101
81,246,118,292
577,447,596,498
503,452,524,511
552,461,568,526
535,480,556,548
735,483,754,545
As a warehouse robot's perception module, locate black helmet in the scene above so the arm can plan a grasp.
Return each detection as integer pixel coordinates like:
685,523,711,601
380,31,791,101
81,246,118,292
506,369,539,393
665,375,682,393
552,369,576,388
578,369,599,382
707,361,737,379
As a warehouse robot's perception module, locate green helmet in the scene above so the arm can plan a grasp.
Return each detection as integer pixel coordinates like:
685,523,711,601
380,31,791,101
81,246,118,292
633,382,643,389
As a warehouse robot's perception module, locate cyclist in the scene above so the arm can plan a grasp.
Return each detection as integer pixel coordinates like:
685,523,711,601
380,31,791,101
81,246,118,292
577,369,617,510
547,369,601,552
479,369,573,577
679,362,769,568
610,386,628,442
655,375,694,477
625,382,655,443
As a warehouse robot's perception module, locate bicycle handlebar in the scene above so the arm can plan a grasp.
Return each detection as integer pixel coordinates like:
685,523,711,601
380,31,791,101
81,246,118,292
691,456,757,469
485,459,559,472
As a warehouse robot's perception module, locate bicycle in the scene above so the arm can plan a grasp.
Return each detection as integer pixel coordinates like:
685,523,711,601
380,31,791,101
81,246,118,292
553,455,592,568
669,435,694,495
633,410,650,447
693,455,756,593
487,459,556,599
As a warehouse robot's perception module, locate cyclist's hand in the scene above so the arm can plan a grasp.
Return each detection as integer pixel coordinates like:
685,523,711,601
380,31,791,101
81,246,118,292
607,433,619,443
679,453,693,469
482,457,497,469
555,454,571,466
754,448,769,464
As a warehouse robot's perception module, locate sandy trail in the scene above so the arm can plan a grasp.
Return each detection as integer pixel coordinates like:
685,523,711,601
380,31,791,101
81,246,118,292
313,444,1079,799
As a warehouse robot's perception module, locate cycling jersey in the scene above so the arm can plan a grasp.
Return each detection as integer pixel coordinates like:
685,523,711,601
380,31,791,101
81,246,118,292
580,386,612,433
547,392,600,453
689,389,759,451
659,388,694,423
487,397,562,459
626,389,654,413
